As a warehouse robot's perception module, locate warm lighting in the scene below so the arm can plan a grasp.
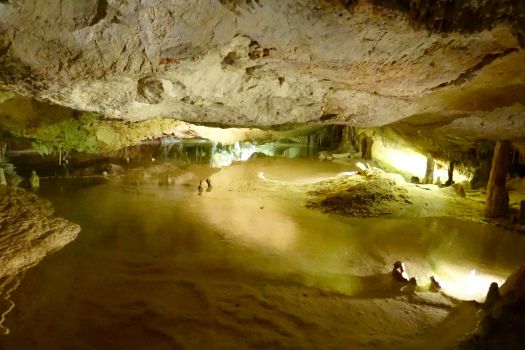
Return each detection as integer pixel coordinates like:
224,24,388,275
432,264,505,301
356,162,367,171
373,142,468,183
198,197,297,252
337,171,357,177
401,262,409,280
379,148,427,178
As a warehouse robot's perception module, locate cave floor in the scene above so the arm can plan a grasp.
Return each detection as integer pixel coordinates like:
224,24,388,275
1,158,525,349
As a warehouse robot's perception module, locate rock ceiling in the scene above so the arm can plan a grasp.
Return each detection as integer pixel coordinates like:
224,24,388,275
0,0,524,144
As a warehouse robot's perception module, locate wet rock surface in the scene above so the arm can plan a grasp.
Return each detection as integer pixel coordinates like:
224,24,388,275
0,186,80,334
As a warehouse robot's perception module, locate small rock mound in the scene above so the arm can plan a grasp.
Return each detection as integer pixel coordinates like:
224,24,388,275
305,168,409,217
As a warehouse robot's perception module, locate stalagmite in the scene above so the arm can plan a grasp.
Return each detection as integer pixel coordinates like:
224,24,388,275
445,160,455,186
424,155,435,184
361,137,373,160
484,140,511,218
338,126,351,151
29,170,40,189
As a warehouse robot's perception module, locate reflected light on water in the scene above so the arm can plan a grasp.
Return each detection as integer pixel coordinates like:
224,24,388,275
434,264,505,301
198,197,297,252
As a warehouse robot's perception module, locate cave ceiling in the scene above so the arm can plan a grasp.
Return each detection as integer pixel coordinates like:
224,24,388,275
0,0,524,147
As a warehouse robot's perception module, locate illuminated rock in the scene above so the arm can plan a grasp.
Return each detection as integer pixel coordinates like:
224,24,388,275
484,140,511,218
0,0,522,137
0,187,80,334
29,170,39,189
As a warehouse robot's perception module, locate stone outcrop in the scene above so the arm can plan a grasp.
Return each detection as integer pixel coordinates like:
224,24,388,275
0,0,522,144
0,186,80,334
0,186,80,276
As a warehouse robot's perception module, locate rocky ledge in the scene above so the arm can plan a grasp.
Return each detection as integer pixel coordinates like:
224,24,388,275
0,186,80,334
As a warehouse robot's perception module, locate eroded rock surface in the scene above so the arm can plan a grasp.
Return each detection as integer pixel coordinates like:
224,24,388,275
0,0,522,141
0,186,80,334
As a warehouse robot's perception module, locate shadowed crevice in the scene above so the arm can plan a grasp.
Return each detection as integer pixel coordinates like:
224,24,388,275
89,0,108,26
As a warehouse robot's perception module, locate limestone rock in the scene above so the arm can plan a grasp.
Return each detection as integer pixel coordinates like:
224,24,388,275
0,0,522,137
500,264,525,299
0,187,80,278
0,186,80,334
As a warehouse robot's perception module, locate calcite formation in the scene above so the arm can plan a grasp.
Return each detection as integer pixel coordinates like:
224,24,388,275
0,0,522,148
0,186,79,277
484,140,511,218
0,186,80,334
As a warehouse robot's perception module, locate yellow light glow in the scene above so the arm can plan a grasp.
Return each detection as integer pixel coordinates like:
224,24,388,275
375,147,427,178
432,264,505,301
356,162,367,171
338,171,357,177
198,197,297,252
373,142,468,183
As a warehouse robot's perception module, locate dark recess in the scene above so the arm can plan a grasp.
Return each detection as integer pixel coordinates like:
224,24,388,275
90,0,108,26
339,0,525,45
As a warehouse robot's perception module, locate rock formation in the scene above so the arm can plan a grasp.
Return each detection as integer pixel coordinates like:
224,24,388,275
484,140,511,218
0,186,80,334
0,0,522,144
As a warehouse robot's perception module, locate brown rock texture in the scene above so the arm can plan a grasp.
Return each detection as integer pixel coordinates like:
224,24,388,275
484,140,511,218
500,264,525,298
0,0,522,143
0,186,80,334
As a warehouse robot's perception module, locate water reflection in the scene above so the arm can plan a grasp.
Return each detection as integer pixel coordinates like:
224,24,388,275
2,158,525,349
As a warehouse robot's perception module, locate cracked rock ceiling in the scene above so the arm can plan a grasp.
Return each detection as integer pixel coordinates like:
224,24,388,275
0,0,524,147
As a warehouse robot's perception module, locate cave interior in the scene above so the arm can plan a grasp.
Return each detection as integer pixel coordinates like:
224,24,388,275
1,0,525,349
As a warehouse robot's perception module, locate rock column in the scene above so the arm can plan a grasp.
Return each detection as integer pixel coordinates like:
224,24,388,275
424,155,435,184
445,160,455,186
361,136,373,160
484,140,511,218
339,125,351,151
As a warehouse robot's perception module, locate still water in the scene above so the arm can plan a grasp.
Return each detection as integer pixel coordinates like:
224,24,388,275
1,158,524,349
